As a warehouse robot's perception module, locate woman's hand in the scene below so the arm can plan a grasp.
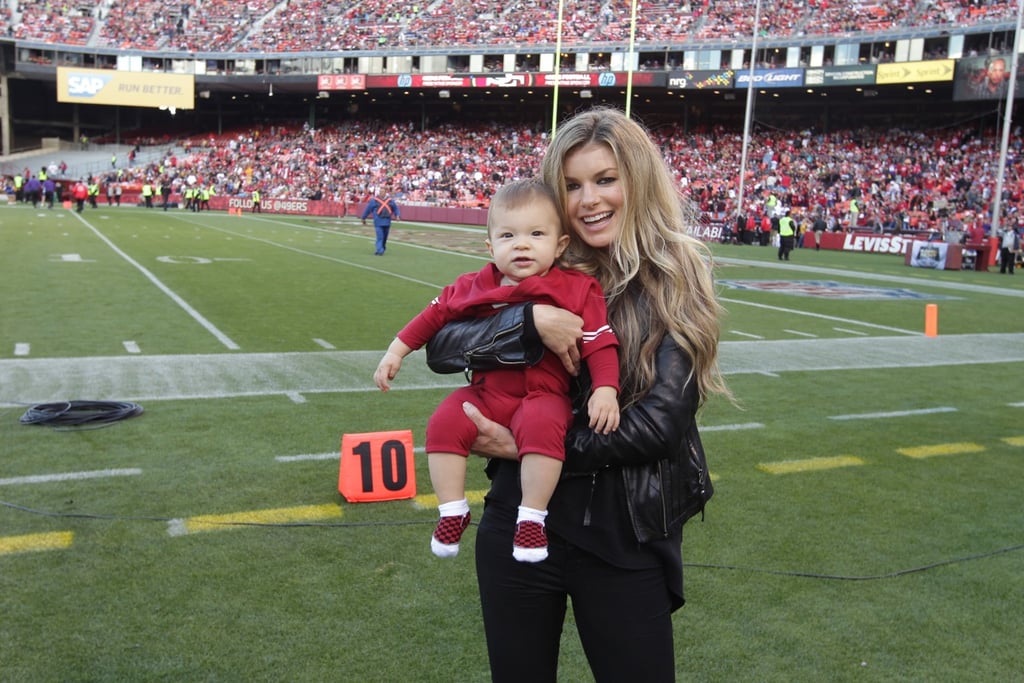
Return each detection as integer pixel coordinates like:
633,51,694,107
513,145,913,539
462,401,519,460
532,304,583,375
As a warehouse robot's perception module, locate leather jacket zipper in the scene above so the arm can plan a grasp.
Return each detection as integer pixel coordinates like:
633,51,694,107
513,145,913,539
582,472,597,526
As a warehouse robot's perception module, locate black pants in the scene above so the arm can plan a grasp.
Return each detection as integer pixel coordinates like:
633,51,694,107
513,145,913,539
778,235,794,260
476,523,675,683
1001,247,1016,274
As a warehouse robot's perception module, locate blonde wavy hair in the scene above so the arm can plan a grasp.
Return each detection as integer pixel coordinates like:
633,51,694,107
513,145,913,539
541,107,730,408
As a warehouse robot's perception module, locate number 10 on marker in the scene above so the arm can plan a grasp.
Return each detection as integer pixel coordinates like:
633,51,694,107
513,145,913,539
338,430,417,502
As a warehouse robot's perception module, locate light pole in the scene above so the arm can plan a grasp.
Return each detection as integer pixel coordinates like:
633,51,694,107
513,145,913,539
990,0,1024,237
735,0,763,221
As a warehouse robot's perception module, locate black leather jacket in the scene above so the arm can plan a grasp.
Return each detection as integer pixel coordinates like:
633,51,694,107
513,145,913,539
426,303,713,543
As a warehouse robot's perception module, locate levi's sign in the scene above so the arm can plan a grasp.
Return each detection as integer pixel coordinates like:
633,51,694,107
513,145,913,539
842,233,914,255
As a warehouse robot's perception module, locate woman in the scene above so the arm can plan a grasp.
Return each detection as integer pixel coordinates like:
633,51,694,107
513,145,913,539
427,107,731,681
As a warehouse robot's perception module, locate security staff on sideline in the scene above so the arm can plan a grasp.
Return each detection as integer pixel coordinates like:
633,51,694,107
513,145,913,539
361,188,401,255
778,211,796,261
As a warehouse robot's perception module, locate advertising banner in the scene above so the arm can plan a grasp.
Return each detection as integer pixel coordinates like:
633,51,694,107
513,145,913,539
668,69,735,89
363,72,661,89
317,74,366,91
734,68,804,89
909,240,949,269
875,60,954,85
57,67,195,109
804,65,876,87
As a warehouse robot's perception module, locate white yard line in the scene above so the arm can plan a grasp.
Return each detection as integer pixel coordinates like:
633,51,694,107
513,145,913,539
71,212,241,350
0,469,142,486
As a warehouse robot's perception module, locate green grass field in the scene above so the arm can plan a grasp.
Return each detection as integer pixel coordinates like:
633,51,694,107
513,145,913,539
1,202,1022,682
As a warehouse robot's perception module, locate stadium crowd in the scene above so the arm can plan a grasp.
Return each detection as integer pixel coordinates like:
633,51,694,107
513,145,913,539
10,117,1021,242
4,0,1018,54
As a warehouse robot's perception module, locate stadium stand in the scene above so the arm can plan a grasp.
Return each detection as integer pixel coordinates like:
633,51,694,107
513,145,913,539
6,118,1020,244
5,0,1019,53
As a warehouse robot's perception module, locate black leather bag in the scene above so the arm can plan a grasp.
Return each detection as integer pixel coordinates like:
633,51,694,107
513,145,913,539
425,304,544,375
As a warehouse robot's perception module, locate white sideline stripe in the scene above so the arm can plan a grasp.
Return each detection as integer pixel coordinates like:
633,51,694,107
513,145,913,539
14,343,30,356
784,329,818,338
123,341,141,354
834,327,869,336
285,391,306,403
71,212,241,350
701,422,765,432
2,335,1023,406
0,468,142,486
313,338,335,349
1011,402,1024,408
829,406,958,421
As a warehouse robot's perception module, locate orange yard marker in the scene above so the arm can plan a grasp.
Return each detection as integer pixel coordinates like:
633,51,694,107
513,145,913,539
925,304,938,337
339,430,416,502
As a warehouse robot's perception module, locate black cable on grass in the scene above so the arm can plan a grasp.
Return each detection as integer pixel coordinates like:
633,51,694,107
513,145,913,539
685,543,1024,581
1,499,1021,580
19,400,144,429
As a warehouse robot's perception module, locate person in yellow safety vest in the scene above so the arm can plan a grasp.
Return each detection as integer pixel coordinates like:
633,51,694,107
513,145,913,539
251,188,261,213
88,180,100,208
13,173,23,202
847,197,860,228
141,181,154,208
778,211,796,261
200,185,213,211
39,167,47,182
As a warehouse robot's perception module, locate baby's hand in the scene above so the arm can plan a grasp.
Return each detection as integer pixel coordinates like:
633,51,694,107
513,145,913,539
373,353,402,392
587,386,620,434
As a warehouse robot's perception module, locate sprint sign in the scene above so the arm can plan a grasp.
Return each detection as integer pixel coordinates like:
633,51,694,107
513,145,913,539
339,430,416,502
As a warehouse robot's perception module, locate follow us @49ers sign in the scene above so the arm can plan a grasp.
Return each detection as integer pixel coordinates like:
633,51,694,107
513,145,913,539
339,430,416,502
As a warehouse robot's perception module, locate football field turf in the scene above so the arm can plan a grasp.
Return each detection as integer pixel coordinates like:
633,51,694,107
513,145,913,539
2,202,1022,681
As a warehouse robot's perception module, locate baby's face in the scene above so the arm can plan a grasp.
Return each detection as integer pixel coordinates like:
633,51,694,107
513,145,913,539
486,199,568,284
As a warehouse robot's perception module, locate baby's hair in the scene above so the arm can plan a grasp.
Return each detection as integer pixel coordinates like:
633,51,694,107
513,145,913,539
487,177,560,233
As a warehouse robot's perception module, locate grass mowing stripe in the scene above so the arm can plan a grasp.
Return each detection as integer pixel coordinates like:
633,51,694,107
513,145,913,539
897,442,987,459
70,211,241,350
194,220,449,289
757,455,865,474
720,296,920,335
829,406,958,420
716,254,1024,299
166,503,342,536
0,531,74,556
0,468,142,486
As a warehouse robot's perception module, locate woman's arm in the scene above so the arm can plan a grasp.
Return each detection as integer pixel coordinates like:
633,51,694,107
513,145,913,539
563,336,698,472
